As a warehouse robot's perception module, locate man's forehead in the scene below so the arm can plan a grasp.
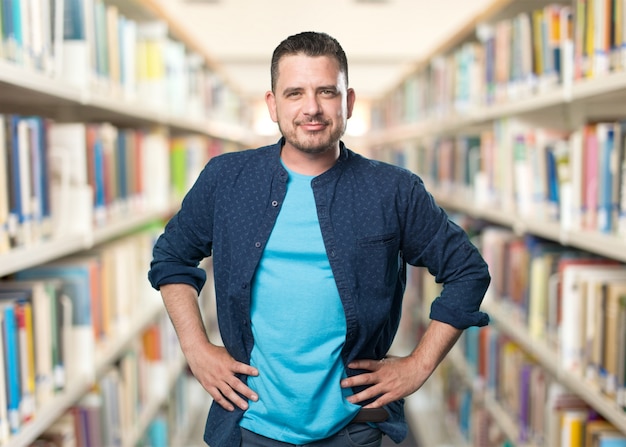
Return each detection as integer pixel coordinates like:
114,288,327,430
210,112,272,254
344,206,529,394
276,55,346,85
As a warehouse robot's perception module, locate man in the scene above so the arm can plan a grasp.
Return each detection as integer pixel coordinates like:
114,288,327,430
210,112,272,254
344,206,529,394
148,31,490,447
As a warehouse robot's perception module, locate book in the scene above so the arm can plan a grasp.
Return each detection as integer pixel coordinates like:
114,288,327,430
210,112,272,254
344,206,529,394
597,122,616,233
15,299,35,423
559,263,625,374
576,268,626,386
16,260,97,383
61,0,89,87
0,296,23,434
0,304,9,443
0,115,9,253
47,121,93,236
601,281,626,399
0,279,57,407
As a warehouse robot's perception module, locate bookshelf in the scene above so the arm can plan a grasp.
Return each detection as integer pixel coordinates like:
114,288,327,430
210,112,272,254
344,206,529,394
0,0,254,445
369,0,626,445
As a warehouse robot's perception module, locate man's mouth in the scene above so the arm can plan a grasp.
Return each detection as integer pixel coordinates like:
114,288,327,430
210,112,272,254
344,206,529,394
299,121,328,131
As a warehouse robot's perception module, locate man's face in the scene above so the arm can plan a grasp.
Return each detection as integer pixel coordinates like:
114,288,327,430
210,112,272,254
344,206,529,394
265,54,355,155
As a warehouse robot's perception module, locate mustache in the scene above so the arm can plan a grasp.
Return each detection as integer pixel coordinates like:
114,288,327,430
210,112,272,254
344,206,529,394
296,118,331,125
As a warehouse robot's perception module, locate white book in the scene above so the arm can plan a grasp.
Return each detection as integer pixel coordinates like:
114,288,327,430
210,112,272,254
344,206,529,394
0,116,10,253
560,265,626,375
47,122,92,236
16,119,33,246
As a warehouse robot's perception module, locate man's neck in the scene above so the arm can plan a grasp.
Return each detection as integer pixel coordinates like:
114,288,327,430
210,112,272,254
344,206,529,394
280,143,340,176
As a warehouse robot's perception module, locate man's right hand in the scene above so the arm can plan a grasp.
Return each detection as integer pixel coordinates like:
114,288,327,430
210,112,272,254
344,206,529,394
186,342,259,411
159,283,259,412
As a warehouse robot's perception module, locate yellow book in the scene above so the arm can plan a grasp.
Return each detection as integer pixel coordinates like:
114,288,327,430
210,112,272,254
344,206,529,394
532,9,545,76
586,0,595,77
17,301,36,423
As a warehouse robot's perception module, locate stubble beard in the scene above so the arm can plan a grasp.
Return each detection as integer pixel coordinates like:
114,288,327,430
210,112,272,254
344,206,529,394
279,119,346,155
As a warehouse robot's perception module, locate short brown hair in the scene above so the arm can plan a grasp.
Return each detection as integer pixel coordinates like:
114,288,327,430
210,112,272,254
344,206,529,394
270,31,349,92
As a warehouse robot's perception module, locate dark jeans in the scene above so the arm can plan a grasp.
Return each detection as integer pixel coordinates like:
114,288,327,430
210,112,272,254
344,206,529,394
240,424,383,447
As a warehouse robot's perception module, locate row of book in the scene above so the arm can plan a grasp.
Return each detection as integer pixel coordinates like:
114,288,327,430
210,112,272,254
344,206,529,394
0,0,246,124
0,113,232,254
371,1,626,128
26,316,190,447
385,118,626,238
407,218,626,445
480,227,626,407
443,333,626,447
0,228,162,442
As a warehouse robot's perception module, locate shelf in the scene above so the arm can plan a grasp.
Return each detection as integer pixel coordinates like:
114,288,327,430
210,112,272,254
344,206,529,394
0,234,91,278
433,188,626,263
368,70,626,145
485,301,626,435
0,209,171,278
5,294,164,447
0,60,258,145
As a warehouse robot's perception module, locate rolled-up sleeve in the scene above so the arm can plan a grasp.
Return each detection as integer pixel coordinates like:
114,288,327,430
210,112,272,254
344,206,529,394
148,160,218,293
401,175,490,329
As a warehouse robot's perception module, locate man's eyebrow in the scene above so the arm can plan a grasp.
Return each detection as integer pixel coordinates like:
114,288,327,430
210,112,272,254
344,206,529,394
281,87,302,96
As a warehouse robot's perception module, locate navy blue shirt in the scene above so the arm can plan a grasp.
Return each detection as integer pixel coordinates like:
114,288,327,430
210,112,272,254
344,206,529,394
148,139,490,446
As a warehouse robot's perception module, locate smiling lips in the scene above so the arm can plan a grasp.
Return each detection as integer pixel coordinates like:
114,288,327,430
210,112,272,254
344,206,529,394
298,120,329,131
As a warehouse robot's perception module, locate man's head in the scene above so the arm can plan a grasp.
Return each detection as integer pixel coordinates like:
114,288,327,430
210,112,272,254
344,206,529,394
270,31,349,93
265,32,355,159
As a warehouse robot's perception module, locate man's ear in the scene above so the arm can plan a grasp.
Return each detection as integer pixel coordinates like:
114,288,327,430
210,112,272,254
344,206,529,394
346,88,356,119
265,91,278,122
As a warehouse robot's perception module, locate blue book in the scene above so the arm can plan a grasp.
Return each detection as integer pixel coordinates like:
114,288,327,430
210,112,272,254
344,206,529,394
63,0,85,40
92,131,106,219
117,130,128,203
9,0,23,48
16,263,92,326
599,437,626,447
29,117,52,229
0,294,26,434
1,0,12,44
147,414,169,447
598,124,616,233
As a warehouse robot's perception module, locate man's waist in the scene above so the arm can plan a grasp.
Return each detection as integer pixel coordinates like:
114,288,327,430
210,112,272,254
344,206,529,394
351,407,389,424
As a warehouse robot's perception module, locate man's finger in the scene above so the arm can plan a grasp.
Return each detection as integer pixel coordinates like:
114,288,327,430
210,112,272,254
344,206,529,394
232,361,259,377
347,358,386,371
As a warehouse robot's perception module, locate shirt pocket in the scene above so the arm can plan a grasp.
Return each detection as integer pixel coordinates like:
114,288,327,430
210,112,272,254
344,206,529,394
356,233,400,295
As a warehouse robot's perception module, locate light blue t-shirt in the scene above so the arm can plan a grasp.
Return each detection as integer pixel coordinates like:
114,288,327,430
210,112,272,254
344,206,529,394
239,167,360,443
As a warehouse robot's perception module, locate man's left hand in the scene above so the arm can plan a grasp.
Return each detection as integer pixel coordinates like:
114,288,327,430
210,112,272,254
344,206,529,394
340,355,428,408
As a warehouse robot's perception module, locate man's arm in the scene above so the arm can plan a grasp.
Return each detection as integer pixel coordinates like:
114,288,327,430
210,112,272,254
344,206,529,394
341,319,462,407
160,283,258,411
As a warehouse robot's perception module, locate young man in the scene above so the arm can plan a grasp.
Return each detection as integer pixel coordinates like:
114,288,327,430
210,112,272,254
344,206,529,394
148,31,490,447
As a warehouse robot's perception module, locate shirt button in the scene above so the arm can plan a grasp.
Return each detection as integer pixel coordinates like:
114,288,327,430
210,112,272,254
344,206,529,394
241,283,247,289
330,250,336,258
255,242,262,248
271,200,278,207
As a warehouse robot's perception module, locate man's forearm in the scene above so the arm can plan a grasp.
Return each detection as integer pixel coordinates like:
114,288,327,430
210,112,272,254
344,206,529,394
160,283,210,355
410,319,462,376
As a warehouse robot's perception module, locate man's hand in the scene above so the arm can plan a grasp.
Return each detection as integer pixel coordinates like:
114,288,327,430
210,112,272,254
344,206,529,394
341,320,462,408
340,355,426,408
159,283,259,412
187,342,259,412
